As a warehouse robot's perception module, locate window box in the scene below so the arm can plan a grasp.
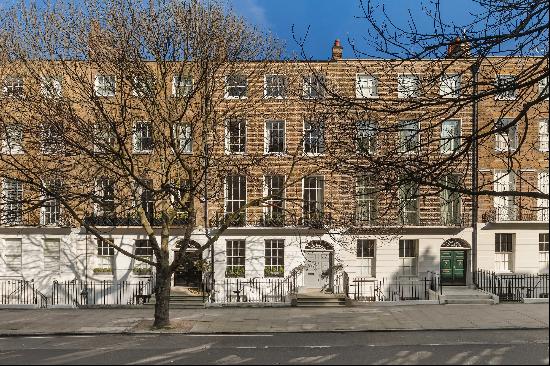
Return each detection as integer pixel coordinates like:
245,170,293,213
264,265,284,278
93,267,113,275
225,266,245,278
133,267,152,276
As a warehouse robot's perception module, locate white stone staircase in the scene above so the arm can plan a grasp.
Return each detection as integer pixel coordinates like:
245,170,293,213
438,286,496,305
293,288,349,307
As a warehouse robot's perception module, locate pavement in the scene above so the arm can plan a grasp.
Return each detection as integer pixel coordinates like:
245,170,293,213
0,303,547,335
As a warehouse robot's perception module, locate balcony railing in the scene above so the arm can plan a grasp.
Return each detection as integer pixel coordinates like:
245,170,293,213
84,214,190,227
347,212,470,227
482,207,543,223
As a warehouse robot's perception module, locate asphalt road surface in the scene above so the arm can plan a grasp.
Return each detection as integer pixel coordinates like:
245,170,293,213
0,329,547,364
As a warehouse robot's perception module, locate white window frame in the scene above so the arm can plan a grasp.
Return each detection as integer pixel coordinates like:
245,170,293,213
398,239,418,277
538,171,549,222
356,74,378,98
494,170,516,221
539,119,549,152
225,118,246,154
137,180,155,221
224,74,247,99
174,123,192,154
225,175,246,216
1,124,24,155
264,239,284,277
439,74,461,98
265,120,285,154
357,239,376,278
495,118,518,151
356,121,377,154
96,238,114,268
441,174,461,225
226,239,245,277
94,74,115,97
264,74,286,99
399,182,419,225
131,76,154,98
356,175,377,223
397,74,420,98
95,178,115,216
3,178,23,225
134,239,153,272
172,75,193,97
399,120,420,153
3,238,22,274
40,179,61,226
303,176,324,218
495,233,514,273
263,175,285,220
495,75,517,101
440,119,461,154
93,124,116,153
132,121,153,154
40,76,62,98
539,233,549,274
303,120,325,155
539,77,549,100
303,74,325,99
41,122,64,155
43,238,61,273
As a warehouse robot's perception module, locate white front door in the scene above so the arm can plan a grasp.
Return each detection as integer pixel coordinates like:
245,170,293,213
303,251,331,288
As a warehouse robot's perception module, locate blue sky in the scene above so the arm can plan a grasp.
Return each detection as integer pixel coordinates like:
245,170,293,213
228,0,484,59
0,0,489,59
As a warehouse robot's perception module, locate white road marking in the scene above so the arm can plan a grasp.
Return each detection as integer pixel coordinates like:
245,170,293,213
186,334,273,337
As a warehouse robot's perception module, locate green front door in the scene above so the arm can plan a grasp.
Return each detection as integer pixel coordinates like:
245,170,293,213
440,250,466,285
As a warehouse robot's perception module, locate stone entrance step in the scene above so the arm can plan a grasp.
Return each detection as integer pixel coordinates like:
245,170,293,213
295,289,348,307
145,288,207,309
439,286,496,305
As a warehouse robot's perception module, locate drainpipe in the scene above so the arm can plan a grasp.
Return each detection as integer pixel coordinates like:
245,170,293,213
471,62,479,285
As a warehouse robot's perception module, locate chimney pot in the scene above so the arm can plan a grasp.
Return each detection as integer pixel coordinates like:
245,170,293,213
331,39,343,61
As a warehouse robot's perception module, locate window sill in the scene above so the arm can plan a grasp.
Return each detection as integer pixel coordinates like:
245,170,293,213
495,97,517,101
133,151,153,154
224,151,246,156
355,95,379,99
303,153,326,157
264,151,287,156
224,96,248,100
263,96,286,100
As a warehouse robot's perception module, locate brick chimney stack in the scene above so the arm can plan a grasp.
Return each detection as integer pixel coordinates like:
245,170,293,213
331,39,343,61
447,36,470,58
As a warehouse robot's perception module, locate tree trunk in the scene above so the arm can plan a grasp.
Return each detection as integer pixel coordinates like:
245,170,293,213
153,264,172,328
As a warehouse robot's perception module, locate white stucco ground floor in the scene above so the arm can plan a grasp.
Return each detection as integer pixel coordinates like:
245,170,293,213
0,222,547,302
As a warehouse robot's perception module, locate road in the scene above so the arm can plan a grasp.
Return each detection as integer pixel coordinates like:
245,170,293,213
0,329,547,364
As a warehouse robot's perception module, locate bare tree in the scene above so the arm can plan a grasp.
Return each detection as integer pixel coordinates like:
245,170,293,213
0,0,321,328
293,0,548,227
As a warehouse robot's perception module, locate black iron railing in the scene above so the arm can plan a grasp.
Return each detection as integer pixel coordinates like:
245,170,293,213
347,276,431,302
51,279,154,306
474,269,549,302
220,270,298,303
0,280,48,308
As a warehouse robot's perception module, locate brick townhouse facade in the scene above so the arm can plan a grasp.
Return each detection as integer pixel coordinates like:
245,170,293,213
0,40,547,301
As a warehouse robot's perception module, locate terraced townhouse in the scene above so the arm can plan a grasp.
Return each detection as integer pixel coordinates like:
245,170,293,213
0,39,548,304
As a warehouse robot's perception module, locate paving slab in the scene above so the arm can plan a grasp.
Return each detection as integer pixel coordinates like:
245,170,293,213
0,303,546,335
